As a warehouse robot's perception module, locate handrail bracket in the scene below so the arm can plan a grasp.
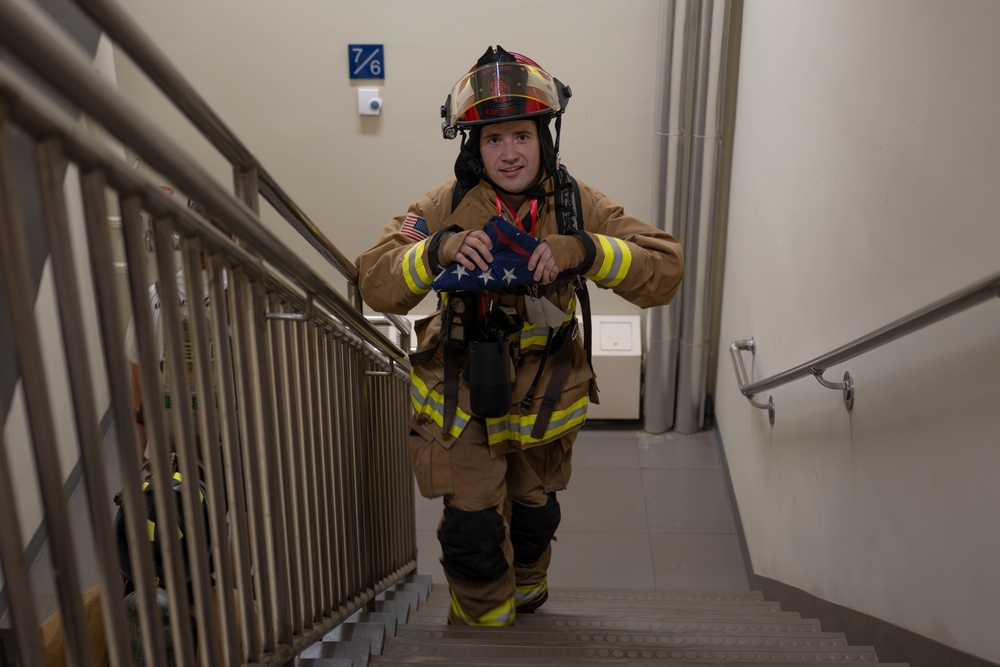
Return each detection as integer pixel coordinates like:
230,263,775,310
811,367,855,412
729,337,776,425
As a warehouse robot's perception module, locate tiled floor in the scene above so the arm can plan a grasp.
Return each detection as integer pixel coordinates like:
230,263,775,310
414,424,752,591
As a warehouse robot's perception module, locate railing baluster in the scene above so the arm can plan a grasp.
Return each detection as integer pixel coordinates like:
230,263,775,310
34,138,133,667
0,106,94,667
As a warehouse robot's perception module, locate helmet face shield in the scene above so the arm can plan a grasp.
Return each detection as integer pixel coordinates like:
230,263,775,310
443,59,567,137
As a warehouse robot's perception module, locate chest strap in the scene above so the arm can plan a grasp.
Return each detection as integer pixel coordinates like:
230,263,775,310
530,322,578,440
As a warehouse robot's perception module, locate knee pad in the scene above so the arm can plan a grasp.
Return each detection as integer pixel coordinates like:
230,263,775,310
510,492,561,565
438,506,508,582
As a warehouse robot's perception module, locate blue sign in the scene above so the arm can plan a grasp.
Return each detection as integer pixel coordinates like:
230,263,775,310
348,44,384,80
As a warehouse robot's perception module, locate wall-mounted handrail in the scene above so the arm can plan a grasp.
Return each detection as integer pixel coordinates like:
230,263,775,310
731,269,1000,423
71,0,358,285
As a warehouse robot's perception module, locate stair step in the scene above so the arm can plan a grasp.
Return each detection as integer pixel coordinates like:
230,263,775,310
409,609,817,626
372,641,881,664
374,660,886,666
395,622,845,644
317,621,386,655
510,616,824,634
420,589,787,616
543,587,767,603
297,638,371,666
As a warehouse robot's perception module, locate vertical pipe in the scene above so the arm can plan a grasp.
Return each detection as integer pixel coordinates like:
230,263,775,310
644,0,685,433
675,0,732,433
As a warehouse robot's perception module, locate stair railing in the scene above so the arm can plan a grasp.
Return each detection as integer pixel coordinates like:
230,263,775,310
0,0,415,665
730,269,1000,424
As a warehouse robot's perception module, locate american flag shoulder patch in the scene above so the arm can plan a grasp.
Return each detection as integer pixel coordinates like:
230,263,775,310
399,213,429,242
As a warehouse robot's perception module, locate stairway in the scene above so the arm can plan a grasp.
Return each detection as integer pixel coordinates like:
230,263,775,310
296,575,909,666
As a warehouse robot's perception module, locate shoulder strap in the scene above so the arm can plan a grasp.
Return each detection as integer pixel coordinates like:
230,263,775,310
554,165,583,234
554,167,597,392
451,180,475,213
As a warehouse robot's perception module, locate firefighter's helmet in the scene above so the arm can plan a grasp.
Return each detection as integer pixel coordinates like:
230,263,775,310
442,45,571,140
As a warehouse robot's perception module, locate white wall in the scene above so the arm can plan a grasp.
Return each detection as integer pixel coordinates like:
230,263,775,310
717,1,1000,661
112,0,663,316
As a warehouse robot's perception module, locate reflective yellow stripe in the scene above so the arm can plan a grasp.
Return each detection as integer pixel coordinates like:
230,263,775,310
449,589,515,626
485,395,588,446
515,581,548,606
402,240,432,294
519,324,550,351
409,369,470,438
592,235,632,287
519,295,576,352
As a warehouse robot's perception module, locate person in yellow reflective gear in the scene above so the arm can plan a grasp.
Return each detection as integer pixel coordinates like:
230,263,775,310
355,45,683,625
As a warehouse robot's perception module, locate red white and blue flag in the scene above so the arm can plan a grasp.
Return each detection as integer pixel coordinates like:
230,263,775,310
399,213,429,243
433,215,549,292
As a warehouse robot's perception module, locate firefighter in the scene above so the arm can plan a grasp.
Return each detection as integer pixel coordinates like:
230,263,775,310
355,45,683,625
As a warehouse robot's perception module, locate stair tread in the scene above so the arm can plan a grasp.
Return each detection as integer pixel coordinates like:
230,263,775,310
374,661,889,666
394,622,848,644
425,588,768,606
421,596,786,617
410,609,818,625
382,635,877,655
373,640,881,664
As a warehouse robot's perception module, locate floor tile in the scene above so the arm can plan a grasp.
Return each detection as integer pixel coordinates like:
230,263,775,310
571,429,641,470
548,531,655,589
557,468,648,533
641,468,735,534
650,533,750,590
637,430,720,470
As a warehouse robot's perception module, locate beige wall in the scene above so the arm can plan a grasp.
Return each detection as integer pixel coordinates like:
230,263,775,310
717,1,1000,661
113,0,663,316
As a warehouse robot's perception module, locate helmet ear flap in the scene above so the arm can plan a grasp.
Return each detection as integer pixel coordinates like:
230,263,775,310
539,117,558,174
454,126,484,186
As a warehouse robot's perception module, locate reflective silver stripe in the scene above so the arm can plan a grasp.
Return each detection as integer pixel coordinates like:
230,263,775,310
485,396,589,445
594,235,631,287
402,240,432,294
409,370,470,436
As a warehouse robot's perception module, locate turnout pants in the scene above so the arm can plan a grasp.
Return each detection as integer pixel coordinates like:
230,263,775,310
410,418,577,625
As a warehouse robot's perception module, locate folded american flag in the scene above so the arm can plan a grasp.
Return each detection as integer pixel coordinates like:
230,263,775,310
433,216,542,292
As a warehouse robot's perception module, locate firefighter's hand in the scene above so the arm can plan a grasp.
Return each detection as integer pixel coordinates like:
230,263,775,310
440,229,494,272
531,234,586,283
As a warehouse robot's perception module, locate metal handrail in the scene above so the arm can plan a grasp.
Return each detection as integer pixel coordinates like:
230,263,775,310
0,0,403,362
72,0,358,285
731,269,1000,424
0,0,418,664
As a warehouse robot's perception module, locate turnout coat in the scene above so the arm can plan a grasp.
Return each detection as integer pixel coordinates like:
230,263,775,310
356,174,683,455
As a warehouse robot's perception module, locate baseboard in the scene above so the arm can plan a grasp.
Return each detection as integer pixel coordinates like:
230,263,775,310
756,575,999,667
